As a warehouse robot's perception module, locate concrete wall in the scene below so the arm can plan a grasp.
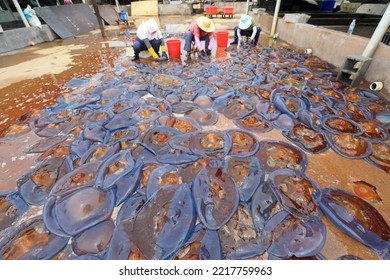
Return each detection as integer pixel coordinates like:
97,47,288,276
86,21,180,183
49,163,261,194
159,4,192,15
157,2,247,15
0,27,44,53
0,25,58,54
255,12,390,96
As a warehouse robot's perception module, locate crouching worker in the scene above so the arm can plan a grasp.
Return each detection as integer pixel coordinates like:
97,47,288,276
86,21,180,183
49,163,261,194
184,16,215,60
132,18,168,61
231,14,261,48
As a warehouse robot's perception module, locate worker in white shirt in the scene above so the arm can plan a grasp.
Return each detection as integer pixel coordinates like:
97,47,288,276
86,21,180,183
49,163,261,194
132,18,168,61
230,14,261,48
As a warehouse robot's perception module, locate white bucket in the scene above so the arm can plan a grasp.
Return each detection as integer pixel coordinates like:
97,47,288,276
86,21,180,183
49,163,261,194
369,81,383,91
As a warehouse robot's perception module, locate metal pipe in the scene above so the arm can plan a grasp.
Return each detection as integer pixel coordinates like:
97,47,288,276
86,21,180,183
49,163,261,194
115,0,121,13
11,0,30,27
270,0,281,37
362,4,390,58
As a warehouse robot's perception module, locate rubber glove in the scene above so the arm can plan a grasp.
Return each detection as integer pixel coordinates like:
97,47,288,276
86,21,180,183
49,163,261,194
206,49,211,56
148,47,159,59
199,50,207,60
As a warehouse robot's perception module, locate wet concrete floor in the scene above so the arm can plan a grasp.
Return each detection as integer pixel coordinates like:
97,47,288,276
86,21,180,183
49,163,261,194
0,15,389,260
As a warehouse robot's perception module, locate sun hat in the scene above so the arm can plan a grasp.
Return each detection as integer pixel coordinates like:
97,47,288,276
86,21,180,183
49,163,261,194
196,16,215,33
146,18,159,34
239,14,252,30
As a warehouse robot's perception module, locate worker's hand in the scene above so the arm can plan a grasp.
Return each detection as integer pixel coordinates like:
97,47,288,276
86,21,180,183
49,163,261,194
199,50,208,60
248,38,254,45
206,49,211,56
148,47,159,59
156,51,168,61
239,40,245,46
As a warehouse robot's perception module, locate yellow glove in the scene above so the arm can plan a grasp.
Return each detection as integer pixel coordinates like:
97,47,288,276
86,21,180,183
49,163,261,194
161,45,167,52
148,47,159,59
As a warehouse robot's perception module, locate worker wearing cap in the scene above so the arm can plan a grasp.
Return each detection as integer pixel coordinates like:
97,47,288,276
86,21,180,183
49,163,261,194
184,16,215,60
132,18,168,61
230,14,261,48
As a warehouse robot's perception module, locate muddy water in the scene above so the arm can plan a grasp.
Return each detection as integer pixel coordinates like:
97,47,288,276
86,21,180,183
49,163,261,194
0,23,389,260
0,27,126,194
0,28,123,132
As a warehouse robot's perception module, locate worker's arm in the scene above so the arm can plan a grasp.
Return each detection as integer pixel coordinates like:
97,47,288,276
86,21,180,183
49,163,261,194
143,38,159,59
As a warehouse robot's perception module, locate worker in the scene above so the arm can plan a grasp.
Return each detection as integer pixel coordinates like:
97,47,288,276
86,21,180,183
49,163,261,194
230,14,261,48
184,16,215,60
132,18,168,62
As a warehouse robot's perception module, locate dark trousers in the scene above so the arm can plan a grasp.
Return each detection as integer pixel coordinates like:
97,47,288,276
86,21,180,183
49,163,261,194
233,26,261,44
132,37,161,56
184,30,210,51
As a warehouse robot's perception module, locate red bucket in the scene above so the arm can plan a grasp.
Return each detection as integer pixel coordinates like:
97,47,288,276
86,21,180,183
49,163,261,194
216,31,229,48
166,39,181,57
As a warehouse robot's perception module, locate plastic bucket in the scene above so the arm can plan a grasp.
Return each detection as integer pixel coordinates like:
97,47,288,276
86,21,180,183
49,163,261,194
166,39,181,57
216,31,229,48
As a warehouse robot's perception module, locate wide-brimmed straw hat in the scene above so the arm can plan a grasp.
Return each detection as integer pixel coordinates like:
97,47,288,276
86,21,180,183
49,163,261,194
196,16,215,33
146,18,159,34
239,14,252,30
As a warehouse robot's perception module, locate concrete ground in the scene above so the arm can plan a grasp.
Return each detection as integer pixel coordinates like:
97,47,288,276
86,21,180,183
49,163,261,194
0,14,389,260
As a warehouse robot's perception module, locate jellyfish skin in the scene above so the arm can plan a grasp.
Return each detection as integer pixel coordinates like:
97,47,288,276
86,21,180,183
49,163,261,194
251,181,278,232
314,187,390,256
116,193,146,225
54,187,116,237
17,157,65,206
282,123,329,154
255,140,308,173
114,160,144,207
145,165,183,199
105,218,146,260
226,129,260,158
0,192,29,232
268,168,321,219
156,152,200,166
43,195,69,237
69,138,93,158
0,216,69,260
79,143,120,165
104,113,134,131
71,219,115,256
95,150,135,191
132,184,196,260
49,161,102,197
190,130,232,159
192,167,239,230
82,122,107,143
212,92,255,120
260,211,326,259
173,224,222,260
26,135,69,154
141,125,183,155
103,126,139,145
222,156,265,203
218,203,266,260
168,133,196,155
325,132,372,159
321,115,363,135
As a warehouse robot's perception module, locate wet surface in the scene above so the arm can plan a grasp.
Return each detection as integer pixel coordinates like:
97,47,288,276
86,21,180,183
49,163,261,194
0,18,389,260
